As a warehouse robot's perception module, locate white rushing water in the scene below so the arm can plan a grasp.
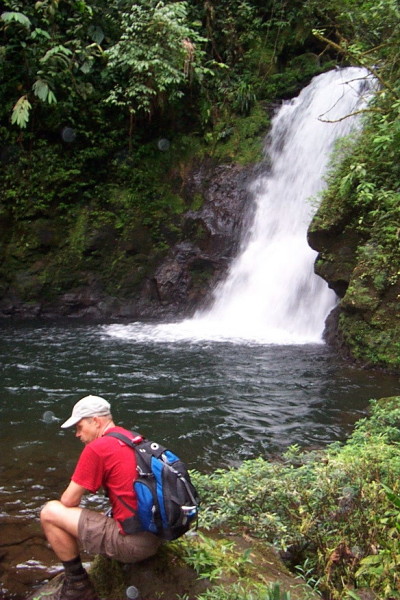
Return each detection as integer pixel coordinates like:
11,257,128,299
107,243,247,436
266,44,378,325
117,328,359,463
105,67,374,345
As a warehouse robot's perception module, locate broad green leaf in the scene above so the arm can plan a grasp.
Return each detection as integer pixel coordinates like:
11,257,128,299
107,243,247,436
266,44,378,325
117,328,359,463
40,45,72,68
47,90,57,104
11,95,32,128
358,554,382,566
1,11,31,29
32,79,57,104
31,28,51,40
382,483,400,509
344,591,362,600
32,79,50,102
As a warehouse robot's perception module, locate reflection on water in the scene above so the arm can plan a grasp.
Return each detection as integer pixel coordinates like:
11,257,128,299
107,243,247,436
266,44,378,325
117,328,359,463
0,320,399,597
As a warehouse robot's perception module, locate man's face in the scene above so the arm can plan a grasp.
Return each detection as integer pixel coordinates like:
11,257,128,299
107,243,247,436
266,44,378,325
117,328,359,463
75,417,98,444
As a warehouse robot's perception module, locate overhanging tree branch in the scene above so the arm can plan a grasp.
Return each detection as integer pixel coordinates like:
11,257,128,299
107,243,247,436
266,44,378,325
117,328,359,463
313,31,399,100
318,107,384,124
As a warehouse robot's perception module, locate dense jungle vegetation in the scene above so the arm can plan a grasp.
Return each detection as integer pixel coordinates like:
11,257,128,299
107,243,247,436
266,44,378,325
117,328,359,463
0,0,399,369
186,397,400,600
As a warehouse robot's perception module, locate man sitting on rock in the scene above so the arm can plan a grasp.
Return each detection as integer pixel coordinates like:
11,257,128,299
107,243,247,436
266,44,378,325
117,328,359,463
40,395,161,600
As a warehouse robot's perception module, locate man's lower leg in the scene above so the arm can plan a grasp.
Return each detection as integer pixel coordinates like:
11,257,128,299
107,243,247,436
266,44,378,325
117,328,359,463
62,555,86,578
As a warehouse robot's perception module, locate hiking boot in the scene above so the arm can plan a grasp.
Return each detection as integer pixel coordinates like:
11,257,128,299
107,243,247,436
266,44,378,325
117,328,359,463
59,572,98,600
36,572,98,600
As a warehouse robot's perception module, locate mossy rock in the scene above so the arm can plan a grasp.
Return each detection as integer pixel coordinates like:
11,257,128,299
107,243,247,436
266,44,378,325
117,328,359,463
87,532,319,600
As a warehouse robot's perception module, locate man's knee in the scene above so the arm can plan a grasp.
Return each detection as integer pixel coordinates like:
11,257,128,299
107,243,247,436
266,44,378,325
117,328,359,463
41,501,83,538
40,500,64,525
41,500,76,528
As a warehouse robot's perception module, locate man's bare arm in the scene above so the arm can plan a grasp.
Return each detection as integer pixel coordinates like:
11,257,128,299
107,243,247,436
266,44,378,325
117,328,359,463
60,480,87,507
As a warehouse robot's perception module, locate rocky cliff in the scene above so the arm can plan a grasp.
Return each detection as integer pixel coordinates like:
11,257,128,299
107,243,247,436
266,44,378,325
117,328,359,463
0,161,256,321
308,188,400,373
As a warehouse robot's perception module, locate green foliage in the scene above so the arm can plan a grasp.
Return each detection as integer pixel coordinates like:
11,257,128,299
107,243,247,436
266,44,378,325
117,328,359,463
338,312,400,371
382,484,400,513
196,581,293,600
205,103,270,164
32,79,57,103
104,0,211,119
0,141,106,219
170,533,310,599
1,10,31,28
191,398,400,599
172,532,253,582
0,131,201,301
0,0,107,129
10,95,32,128
354,479,400,595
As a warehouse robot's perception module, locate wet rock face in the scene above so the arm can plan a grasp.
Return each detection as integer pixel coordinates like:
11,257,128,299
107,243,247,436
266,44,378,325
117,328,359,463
308,201,400,371
183,163,255,257
152,162,256,315
307,228,363,299
0,161,256,321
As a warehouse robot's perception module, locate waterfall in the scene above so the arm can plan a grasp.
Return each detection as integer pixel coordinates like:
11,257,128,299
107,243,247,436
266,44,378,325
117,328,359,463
104,67,374,345
185,66,374,344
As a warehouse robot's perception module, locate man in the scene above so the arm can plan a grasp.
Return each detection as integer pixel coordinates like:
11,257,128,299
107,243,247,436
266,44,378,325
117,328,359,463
40,395,162,600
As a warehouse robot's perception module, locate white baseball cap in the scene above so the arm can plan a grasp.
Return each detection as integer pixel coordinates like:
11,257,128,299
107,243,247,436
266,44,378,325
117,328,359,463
61,395,111,428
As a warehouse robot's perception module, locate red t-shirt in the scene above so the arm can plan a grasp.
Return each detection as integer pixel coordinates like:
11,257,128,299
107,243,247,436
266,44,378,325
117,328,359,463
71,426,138,534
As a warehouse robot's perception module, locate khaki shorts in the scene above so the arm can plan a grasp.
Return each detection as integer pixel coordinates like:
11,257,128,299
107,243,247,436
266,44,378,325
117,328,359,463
78,509,162,564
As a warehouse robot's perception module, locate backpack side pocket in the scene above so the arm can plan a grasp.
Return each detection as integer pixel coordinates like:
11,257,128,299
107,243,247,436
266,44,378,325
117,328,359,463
133,478,160,535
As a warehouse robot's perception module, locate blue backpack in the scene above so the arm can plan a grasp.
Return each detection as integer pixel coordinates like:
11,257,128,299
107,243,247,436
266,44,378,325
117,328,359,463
106,431,199,541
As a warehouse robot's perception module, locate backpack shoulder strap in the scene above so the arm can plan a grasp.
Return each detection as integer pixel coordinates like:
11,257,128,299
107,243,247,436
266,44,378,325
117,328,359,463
106,431,167,461
105,431,143,448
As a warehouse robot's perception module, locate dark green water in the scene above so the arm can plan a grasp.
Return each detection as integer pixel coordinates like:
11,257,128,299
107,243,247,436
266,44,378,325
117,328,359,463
1,320,399,597
2,320,400,512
